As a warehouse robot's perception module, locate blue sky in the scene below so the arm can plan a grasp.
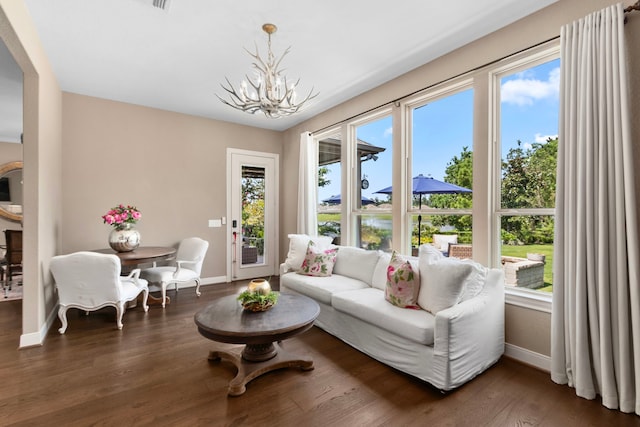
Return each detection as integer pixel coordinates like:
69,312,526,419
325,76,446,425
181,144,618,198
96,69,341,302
319,58,560,203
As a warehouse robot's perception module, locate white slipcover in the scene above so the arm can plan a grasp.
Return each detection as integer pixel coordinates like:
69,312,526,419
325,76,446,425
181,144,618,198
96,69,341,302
50,251,149,334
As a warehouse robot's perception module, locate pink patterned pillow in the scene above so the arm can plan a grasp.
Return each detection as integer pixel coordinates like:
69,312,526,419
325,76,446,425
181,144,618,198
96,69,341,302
385,251,420,309
299,240,339,277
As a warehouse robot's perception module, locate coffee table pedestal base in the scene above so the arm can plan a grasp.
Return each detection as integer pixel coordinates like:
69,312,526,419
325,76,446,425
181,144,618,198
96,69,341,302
208,342,314,396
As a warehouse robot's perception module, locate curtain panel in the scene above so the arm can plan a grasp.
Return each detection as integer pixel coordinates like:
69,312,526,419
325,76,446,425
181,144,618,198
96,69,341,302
297,131,318,235
551,3,640,415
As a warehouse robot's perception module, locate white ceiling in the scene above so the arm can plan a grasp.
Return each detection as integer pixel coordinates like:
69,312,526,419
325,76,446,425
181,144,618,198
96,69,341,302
1,0,558,135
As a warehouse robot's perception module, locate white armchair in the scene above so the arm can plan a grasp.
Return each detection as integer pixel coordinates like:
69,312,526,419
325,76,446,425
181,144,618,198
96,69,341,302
50,251,149,334
140,237,209,308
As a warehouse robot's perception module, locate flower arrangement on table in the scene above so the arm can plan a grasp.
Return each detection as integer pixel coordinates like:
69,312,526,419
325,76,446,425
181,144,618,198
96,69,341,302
102,204,142,230
238,278,278,312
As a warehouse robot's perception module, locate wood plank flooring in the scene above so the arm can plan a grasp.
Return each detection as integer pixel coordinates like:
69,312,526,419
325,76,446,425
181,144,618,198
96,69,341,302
1,280,638,426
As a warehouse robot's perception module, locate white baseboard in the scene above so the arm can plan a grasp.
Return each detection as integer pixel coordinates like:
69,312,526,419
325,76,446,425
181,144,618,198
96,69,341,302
504,343,551,372
19,304,58,348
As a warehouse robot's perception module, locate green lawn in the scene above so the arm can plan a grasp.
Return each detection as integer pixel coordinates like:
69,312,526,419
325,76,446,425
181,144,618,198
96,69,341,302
501,244,554,292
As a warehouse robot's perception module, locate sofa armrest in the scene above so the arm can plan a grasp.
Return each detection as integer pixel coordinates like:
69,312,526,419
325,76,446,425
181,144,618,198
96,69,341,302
432,269,505,389
279,263,290,275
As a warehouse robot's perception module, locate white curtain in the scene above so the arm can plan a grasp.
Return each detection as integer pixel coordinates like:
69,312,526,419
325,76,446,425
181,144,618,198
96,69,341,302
297,131,318,235
552,3,640,415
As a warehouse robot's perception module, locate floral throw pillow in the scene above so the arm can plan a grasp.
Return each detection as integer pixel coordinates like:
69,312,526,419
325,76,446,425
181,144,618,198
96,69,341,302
299,240,339,277
385,251,420,309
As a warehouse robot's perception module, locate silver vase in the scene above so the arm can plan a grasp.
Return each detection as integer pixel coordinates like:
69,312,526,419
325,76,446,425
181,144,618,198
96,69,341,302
108,223,140,252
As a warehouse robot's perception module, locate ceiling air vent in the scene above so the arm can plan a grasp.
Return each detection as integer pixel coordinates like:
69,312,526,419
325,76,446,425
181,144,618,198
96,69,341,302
152,0,170,10
131,0,171,11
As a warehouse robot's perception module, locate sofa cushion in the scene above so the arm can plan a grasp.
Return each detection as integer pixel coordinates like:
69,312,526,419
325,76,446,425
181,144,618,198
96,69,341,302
460,259,489,301
371,252,391,290
333,246,380,284
284,234,334,272
418,258,473,314
385,251,420,308
332,288,435,345
299,241,339,277
419,244,487,302
281,272,369,305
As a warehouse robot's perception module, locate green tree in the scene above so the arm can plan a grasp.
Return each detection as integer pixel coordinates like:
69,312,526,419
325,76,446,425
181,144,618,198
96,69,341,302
318,166,331,188
242,177,265,246
429,146,473,233
501,137,557,244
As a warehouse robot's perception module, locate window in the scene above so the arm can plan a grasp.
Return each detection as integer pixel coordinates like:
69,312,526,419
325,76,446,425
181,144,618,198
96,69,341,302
310,41,559,309
354,114,392,251
494,52,559,294
407,85,474,256
317,130,343,244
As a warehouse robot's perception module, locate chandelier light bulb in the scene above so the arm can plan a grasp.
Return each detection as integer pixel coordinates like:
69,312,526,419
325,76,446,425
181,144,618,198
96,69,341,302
217,23,318,118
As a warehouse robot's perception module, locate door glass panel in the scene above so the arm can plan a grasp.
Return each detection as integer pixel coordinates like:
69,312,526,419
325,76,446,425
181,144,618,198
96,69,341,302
241,166,265,265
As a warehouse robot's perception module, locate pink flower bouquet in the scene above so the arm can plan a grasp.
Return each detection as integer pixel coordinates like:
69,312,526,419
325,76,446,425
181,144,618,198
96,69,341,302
102,204,141,230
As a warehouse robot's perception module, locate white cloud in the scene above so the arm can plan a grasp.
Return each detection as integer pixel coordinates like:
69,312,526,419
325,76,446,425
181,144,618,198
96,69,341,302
383,126,392,138
501,67,560,106
523,142,533,150
534,133,558,143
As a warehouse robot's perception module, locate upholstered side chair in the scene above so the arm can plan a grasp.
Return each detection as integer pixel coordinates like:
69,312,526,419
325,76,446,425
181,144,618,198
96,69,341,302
50,251,149,334
140,237,209,308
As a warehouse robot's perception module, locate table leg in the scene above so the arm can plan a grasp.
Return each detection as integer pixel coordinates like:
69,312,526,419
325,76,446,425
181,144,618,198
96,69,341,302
134,293,169,307
208,342,314,396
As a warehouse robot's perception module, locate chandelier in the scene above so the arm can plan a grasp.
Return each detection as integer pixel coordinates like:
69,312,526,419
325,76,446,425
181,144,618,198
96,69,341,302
217,23,318,119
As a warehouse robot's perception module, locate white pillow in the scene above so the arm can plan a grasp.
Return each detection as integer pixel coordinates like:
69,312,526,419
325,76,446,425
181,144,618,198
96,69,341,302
333,246,381,284
459,259,488,302
418,258,473,314
419,244,445,264
371,252,392,290
284,234,334,272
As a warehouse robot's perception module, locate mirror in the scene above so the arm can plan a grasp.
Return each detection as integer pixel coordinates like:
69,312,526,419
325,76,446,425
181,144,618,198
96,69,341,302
0,161,23,222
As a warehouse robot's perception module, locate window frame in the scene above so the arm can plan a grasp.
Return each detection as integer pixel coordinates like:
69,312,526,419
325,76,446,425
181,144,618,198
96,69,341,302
401,78,475,254
489,42,560,308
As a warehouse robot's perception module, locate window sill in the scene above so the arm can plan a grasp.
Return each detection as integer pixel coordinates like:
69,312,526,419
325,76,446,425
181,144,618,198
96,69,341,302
505,287,552,313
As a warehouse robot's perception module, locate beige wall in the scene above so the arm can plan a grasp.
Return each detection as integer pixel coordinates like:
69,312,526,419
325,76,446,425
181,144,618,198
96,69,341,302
61,93,283,278
0,0,63,345
282,0,640,360
1,0,638,355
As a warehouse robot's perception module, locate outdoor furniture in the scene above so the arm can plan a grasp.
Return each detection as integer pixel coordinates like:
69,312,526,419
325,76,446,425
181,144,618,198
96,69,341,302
432,234,458,256
375,174,472,246
242,245,258,264
448,243,472,259
501,256,545,289
50,251,149,334
140,237,209,307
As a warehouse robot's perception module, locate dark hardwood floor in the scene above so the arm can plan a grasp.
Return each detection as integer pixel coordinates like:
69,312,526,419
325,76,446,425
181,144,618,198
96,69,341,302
1,280,638,426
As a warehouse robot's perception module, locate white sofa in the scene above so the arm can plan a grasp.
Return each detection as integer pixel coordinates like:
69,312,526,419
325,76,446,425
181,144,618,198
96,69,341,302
280,240,505,391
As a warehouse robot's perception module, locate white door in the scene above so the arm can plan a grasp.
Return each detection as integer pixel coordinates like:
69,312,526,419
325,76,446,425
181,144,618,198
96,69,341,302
228,149,279,281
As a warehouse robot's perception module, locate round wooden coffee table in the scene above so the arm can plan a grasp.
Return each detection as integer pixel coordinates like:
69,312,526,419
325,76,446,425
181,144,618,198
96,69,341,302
194,293,320,396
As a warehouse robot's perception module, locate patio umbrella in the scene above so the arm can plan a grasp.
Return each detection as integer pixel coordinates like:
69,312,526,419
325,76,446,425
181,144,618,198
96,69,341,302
322,194,375,206
374,174,472,245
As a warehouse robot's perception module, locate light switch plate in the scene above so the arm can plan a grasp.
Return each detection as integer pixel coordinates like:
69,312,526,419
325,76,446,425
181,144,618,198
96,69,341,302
208,219,222,227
